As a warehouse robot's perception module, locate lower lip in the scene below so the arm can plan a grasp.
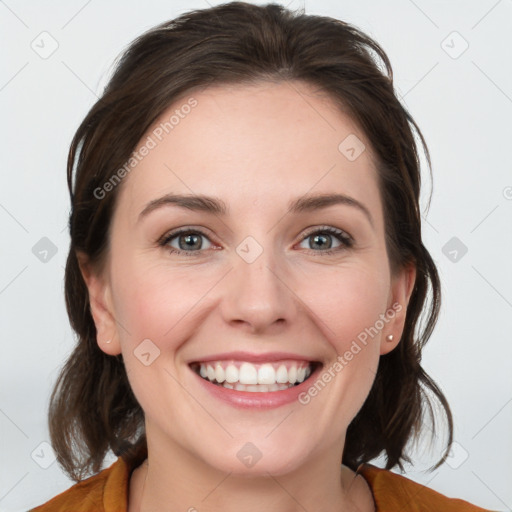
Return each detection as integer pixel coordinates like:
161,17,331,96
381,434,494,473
191,365,321,409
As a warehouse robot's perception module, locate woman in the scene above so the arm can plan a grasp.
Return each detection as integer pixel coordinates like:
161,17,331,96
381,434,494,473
30,2,494,511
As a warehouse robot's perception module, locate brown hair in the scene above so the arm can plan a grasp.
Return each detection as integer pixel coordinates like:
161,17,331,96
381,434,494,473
50,1,453,481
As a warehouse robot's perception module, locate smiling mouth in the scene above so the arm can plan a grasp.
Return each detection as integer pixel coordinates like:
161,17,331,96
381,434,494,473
190,360,320,392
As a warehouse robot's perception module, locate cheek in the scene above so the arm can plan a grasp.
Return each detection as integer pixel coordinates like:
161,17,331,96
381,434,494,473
109,259,206,415
295,263,389,415
110,256,217,344
298,261,390,350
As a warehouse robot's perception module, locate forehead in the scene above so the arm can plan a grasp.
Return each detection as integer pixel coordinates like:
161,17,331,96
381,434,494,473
115,80,382,225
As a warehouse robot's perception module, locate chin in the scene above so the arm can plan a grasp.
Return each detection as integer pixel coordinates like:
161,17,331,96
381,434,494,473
197,439,311,478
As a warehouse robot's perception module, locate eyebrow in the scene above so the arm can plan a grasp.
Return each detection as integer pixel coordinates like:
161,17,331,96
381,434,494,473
138,192,374,228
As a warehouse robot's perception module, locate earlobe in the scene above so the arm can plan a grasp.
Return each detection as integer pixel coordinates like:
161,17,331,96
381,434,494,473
380,263,416,355
76,251,122,356
380,331,401,355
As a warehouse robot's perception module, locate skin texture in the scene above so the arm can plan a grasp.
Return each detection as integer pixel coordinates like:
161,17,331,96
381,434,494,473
79,80,416,512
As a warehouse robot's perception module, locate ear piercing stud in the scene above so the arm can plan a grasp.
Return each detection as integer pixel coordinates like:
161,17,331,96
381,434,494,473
105,339,112,344
386,334,394,342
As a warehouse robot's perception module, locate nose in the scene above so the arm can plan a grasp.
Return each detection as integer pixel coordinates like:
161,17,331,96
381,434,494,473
220,245,296,335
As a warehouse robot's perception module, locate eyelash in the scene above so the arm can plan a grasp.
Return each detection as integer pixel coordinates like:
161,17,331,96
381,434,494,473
157,226,354,257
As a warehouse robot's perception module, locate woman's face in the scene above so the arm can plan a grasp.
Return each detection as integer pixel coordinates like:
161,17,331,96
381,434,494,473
83,80,415,476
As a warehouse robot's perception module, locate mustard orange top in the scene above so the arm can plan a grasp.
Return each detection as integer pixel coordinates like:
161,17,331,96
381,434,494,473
30,457,494,511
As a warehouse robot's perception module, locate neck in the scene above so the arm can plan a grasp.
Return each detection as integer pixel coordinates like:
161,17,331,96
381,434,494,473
129,430,374,512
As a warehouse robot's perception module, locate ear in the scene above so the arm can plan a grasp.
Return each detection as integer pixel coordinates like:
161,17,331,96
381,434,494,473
380,262,416,355
76,251,122,356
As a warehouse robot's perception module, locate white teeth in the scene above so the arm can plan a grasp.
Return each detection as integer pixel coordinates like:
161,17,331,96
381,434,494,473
276,365,288,383
246,384,266,392
195,360,314,390
230,383,290,392
239,362,258,385
225,364,238,383
257,364,275,384
215,363,225,383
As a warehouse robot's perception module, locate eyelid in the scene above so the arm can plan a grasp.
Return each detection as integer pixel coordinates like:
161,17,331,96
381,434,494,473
157,225,218,246
300,225,353,243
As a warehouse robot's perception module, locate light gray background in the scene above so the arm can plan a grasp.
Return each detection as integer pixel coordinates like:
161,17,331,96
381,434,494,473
1,0,511,510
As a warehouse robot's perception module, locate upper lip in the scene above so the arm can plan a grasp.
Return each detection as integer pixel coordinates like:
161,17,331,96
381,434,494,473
188,351,319,364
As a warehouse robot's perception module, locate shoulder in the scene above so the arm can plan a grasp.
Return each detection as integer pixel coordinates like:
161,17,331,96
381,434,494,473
357,463,494,512
29,457,130,512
